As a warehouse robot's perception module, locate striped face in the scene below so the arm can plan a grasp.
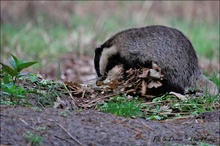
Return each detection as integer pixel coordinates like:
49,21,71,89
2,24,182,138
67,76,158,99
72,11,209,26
94,45,119,78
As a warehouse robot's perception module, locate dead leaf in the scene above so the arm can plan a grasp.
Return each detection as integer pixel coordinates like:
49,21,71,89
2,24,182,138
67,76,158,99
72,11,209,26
96,80,104,86
147,80,162,88
152,62,161,72
149,69,161,79
160,105,172,114
138,69,149,78
169,92,187,100
108,80,119,89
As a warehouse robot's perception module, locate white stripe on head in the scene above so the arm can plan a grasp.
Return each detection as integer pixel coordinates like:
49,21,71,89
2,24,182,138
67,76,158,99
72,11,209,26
99,46,118,76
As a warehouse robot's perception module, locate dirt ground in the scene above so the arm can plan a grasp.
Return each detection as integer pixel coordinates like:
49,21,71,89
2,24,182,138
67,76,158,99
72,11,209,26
1,106,219,146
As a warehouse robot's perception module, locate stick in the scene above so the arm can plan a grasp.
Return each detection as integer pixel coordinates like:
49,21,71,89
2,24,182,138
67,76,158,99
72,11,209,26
63,83,77,107
56,122,83,146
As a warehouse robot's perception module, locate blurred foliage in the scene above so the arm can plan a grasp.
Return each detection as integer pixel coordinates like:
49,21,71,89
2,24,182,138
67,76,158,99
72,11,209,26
1,1,219,72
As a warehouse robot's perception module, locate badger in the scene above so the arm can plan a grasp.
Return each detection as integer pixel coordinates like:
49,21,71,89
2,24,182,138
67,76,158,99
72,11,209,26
94,25,218,96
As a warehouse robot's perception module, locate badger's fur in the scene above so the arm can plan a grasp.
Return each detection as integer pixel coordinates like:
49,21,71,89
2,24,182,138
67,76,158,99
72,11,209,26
94,25,218,96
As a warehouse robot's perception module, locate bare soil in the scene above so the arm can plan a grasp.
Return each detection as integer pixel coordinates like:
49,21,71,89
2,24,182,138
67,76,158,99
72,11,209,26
1,106,219,146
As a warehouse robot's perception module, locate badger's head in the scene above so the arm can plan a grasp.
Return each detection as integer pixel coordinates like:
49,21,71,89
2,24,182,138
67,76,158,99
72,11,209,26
94,45,120,80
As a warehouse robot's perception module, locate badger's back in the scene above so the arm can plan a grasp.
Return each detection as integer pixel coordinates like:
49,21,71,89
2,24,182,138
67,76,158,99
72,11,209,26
96,25,203,94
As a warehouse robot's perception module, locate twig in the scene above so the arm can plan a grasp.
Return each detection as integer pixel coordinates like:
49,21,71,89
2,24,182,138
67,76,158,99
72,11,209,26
81,90,85,98
142,121,154,131
104,94,117,98
56,122,83,146
54,134,76,145
19,118,35,130
63,83,77,107
19,118,29,126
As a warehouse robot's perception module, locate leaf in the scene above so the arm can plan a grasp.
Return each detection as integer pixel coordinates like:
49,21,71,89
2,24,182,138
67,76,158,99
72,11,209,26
148,69,161,79
148,80,162,88
147,115,162,120
138,69,149,78
169,92,187,101
152,62,161,72
152,96,164,102
108,80,119,89
11,54,20,66
29,73,37,82
18,72,30,78
3,73,10,84
16,86,24,95
9,84,16,92
8,58,17,69
17,61,37,72
2,84,16,95
160,105,172,113
20,59,26,64
153,115,162,120
0,63,18,77
96,80,104,86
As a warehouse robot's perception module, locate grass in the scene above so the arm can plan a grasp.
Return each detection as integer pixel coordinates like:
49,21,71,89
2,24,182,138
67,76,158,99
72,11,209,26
98,95,142,118
97,89,219,120
1,23,71,70
210,73,220,90
1,17,219,71
23,131,42,146
182,22,218,59
168,18,219,59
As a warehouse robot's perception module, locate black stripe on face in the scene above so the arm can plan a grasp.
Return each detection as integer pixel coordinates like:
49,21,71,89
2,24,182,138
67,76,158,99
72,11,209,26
94,47,103,77
105,53,121,74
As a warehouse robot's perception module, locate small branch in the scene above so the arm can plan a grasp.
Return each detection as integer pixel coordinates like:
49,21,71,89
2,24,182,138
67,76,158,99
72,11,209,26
62,83,77,107
56,122,83,146
19,118,29,126
142,121,154,131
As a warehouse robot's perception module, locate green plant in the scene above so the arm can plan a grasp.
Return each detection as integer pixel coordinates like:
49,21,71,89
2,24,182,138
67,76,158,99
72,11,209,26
0,83,29,105
35,79,62,107
23,131,42,146
98,95,142,118
1,54,37,104
60,108,71,117
142,91,219,120
209,73,220,90
0,54,37,84
197,142,216,146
